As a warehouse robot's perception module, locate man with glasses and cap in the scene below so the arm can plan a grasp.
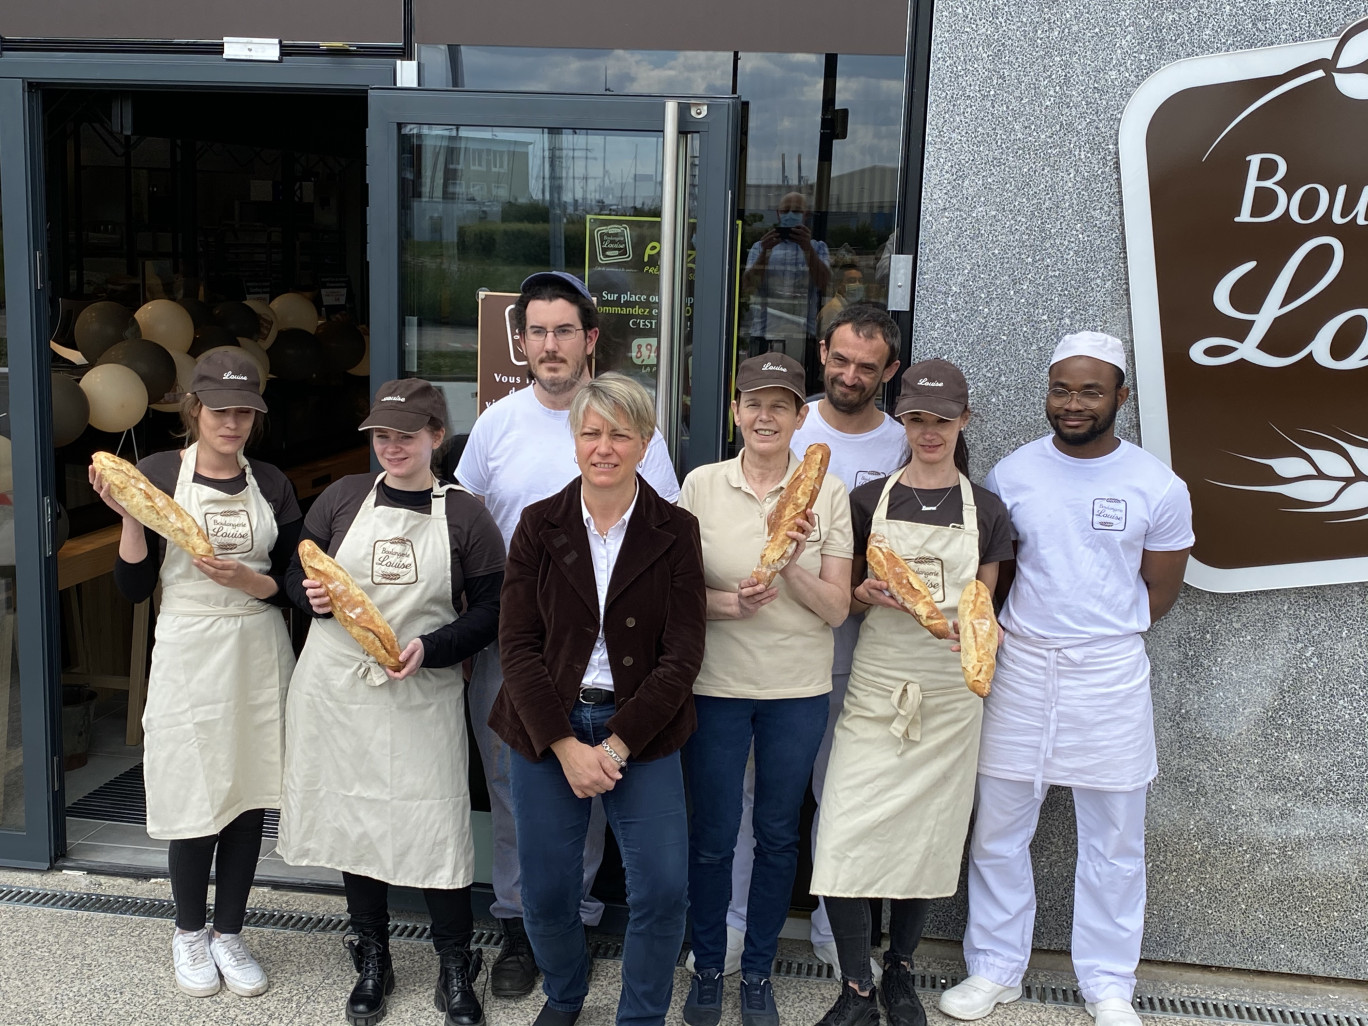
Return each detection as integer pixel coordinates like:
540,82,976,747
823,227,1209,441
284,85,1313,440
455,271,681,1000
938,332,1193,1026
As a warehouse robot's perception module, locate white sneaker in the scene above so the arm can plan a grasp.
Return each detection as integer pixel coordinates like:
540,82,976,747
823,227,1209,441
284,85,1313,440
684,925,745,975
811,940,883,986
938,975,1022,1020
209,932,269,996
1086,998,1142,1026
172,928,221,997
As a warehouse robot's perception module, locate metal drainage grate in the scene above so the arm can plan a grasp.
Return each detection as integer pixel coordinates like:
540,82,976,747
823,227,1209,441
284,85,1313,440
0,885,1361,1026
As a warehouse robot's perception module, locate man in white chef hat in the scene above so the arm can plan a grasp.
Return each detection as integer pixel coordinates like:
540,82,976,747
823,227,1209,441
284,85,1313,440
938,332,1194,1026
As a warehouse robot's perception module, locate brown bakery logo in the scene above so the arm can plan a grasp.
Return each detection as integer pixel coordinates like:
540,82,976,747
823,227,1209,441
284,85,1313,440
372,537,418,585
204,509,253,556
1120,18,1368,592
908,555,945,603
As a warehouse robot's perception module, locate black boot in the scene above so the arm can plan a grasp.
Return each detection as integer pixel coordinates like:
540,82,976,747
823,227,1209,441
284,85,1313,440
878,951,926,1026
434,947,485,1026
345,928,395,1026
490,917,538,998
816,984,880,1026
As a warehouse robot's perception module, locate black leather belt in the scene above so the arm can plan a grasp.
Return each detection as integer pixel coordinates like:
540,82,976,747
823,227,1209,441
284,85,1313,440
578,687,614,705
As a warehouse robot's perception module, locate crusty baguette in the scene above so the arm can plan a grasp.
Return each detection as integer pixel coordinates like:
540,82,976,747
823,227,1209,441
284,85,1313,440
752,443,830,587
866,533,952,639
297,538,404,670
91,451,213,559
957,578,999,697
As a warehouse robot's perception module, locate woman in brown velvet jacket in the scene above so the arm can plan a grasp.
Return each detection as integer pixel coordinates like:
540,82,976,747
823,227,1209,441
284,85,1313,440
490,372,705,1026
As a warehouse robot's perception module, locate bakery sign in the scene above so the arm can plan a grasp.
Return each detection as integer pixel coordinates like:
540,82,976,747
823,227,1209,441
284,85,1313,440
1121,18,1368,592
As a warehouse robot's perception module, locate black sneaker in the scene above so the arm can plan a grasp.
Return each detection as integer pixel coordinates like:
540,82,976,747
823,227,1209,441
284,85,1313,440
878,952,926,1026
683,968,724,1026
816,985,880,1026
740,972,780,1026
490,917,538,998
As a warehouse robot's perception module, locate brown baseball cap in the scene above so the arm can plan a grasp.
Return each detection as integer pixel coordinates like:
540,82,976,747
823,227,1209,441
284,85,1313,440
735,353,806,402
893,359,969,419
358,378,449,433
189,349,268,413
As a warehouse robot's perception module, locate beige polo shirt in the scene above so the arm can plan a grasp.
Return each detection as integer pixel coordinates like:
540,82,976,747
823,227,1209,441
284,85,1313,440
679,450,854,700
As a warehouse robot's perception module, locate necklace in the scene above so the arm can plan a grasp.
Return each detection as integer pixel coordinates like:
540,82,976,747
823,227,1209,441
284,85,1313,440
907,484,955,512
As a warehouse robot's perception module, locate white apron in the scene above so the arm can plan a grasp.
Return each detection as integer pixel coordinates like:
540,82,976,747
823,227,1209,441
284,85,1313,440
977,630,1155,795
142,443,294,839
278,475,474,889
811,472,983,899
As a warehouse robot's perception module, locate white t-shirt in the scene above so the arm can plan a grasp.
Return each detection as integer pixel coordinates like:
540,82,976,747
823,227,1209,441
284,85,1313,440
791,401,907,676
985,435,1194,641
455,383,681,548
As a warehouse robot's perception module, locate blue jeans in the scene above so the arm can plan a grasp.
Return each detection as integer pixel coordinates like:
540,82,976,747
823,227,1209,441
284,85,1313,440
511,700,689,1026
687,693,829,977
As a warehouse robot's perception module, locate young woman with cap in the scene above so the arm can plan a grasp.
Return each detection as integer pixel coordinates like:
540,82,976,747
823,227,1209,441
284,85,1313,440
678,353,854,1026
807,359,1013,1026
279,379,505,1026
88,348,301,999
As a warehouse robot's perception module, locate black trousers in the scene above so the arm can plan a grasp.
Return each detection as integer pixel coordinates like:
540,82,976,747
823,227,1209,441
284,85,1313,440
167,808,265,934
343,872,474,954
825,895,930,990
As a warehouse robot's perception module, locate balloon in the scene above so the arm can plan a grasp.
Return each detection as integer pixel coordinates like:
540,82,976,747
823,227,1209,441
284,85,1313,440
135,299,194,353
235,338,271,389
188,326,237,359
150,349,198,413
214,301,259,339
80,364,148,433
52,372,91,447
244,300,279,349
55,503,71,552
347,326,371,377
270,292,319,333
178,298,212,330
318,321,366,373
268,328,322,381
74,302,139,364
97,339,177,406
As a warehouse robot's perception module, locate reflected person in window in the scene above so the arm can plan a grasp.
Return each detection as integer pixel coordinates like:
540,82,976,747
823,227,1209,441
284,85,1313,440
743,192,832,368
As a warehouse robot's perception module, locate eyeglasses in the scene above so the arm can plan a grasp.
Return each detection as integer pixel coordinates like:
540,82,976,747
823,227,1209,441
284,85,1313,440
1046,387,1109,408
523,326,585,342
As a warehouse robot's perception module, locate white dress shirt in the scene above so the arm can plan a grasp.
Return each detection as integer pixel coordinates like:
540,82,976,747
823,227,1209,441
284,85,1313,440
580,485,639,690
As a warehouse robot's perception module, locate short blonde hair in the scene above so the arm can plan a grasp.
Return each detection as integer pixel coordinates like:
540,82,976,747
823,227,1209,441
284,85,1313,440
569,372,656,441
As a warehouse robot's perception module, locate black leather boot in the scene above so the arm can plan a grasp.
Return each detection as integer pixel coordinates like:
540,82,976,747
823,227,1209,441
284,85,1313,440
345,928,396,1026
434,947,485,1026
490,916,538,998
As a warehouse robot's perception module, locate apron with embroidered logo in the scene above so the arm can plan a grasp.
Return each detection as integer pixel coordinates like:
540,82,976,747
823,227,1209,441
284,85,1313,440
810,471,983,899
278,474,473,889
143,443,294,839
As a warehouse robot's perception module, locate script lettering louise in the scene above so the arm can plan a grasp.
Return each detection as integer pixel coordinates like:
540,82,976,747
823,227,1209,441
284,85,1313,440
1190,152,1368,370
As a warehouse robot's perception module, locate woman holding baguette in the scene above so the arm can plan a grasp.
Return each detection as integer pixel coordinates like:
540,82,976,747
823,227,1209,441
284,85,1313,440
279,378,504,1026
89,349,301,999
678,352,853,1026
808,360,1013,1026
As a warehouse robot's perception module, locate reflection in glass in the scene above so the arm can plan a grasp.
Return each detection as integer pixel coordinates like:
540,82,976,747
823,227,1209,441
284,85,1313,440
0,155,24,831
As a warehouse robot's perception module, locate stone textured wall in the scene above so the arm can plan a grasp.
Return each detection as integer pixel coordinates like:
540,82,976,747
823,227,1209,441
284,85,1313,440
913,2,1368,981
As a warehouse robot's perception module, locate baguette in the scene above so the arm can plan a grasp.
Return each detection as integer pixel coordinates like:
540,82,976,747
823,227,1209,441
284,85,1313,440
297,538,404,670
90,451,213,559
957,578,999,697
752,443,830,587
865,533,952,639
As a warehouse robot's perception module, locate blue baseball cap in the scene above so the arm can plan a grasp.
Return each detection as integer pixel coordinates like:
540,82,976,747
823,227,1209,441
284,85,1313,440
520,271,594,302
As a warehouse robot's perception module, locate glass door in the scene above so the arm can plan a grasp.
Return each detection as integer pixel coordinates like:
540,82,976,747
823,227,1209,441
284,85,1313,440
367,90,740,471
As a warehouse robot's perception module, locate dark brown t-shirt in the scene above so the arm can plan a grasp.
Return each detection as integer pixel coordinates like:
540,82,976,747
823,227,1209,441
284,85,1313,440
849,477,1015,565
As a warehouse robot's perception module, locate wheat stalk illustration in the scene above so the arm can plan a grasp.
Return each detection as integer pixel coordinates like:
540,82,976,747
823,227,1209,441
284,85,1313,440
1209,427,1368,522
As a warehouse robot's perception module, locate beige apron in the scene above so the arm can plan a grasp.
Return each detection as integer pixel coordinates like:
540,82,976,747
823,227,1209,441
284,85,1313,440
810,471,983,899
143,443,294,840
278,475,474,889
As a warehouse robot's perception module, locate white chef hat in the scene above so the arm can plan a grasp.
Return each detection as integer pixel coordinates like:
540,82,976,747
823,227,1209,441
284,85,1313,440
1049,331,1127,373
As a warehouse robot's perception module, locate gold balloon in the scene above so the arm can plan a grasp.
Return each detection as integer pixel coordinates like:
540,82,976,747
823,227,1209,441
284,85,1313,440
80,363,149,433
135,299,195,353
270,292,319,334
347,326,371,377
244,299,280,349
150,349,198,412
235,338,271,391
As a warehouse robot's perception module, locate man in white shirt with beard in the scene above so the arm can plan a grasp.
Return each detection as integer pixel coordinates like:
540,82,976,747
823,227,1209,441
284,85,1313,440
939,331,1193,1026
457,271,680,1000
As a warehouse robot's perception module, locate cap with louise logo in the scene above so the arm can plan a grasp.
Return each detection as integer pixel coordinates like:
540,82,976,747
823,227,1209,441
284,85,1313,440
189,349,268,413
735,352,806,402
359,378,450,433
894,358,969,419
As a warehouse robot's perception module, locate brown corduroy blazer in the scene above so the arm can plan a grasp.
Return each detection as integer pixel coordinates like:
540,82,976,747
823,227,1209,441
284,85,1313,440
490,475,706,763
